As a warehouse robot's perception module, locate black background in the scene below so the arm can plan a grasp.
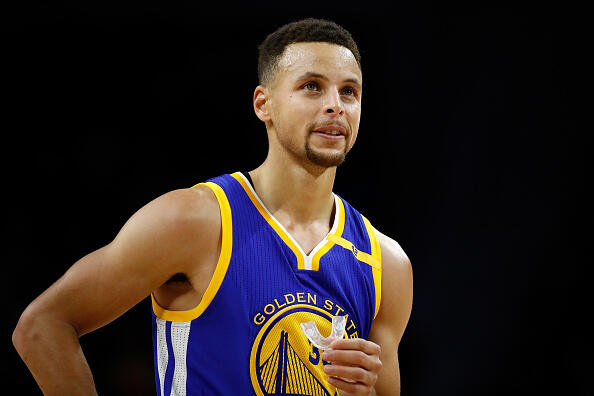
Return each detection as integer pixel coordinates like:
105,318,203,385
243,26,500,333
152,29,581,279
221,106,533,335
3,1,589,395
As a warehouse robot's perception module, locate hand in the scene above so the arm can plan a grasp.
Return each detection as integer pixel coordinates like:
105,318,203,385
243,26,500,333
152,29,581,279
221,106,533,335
321,338,382,396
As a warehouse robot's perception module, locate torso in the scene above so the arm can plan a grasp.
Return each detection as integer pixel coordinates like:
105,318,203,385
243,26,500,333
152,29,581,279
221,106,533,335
150,172,382,396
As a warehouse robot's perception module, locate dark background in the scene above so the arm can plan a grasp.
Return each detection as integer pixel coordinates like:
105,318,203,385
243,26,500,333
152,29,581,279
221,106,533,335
3,1,589,395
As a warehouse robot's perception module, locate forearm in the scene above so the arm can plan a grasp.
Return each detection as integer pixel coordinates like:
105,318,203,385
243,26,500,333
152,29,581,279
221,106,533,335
13,311,98,396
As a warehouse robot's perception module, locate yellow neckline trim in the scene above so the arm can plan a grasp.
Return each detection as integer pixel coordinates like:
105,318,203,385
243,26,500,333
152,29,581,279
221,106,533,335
311,197,346,271
151,181,233,322
231,172,345,271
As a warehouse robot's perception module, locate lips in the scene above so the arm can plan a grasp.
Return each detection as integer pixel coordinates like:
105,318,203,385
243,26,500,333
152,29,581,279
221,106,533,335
312,125,347,136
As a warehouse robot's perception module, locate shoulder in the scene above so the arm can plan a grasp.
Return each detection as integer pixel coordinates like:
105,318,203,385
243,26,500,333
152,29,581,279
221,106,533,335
148,185,219,223
127,185,219,236
346,199,412,279
374,228,412,278
108,185,221,271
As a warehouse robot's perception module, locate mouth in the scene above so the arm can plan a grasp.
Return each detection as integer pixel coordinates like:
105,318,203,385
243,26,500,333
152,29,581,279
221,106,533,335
311,125,347,139
311,131,345,141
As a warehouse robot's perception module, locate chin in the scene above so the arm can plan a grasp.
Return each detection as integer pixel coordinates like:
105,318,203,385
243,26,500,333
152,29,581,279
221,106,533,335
305,147,347,168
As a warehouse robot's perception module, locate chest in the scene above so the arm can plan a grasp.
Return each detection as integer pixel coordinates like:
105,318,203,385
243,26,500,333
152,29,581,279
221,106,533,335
224,222,375,338
281,221,332,255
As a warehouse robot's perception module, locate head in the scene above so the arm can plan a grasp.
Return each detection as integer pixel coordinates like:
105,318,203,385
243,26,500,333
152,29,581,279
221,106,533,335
254,18,363,170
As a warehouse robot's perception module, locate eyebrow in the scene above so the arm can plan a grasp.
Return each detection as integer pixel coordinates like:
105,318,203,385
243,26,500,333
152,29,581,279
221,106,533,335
296,72,362,88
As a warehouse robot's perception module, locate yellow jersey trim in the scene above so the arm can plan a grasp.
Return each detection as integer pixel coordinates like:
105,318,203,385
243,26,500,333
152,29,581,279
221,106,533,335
362,216,382,320
326,234,381,270
151,181,233,322
311,197,346,271
231,172,305,269
231,172,345,271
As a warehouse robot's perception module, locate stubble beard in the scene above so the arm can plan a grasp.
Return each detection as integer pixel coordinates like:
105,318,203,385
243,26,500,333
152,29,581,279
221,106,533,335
304,135,349,168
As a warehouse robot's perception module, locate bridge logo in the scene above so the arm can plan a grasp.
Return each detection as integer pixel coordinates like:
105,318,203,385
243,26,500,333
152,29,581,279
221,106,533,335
250,304,343,396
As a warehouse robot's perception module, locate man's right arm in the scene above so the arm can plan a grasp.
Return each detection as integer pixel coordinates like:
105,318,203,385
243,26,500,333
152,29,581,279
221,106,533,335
12,186,221,395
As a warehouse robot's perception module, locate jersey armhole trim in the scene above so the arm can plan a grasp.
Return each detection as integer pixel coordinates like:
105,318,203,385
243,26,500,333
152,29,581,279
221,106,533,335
151,181,233,322
362,215,382,320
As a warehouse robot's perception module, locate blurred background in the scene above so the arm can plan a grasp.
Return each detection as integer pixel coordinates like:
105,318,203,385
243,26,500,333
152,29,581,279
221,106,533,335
2,1,589,395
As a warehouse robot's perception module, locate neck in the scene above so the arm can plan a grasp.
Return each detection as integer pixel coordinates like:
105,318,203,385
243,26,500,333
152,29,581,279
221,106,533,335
248,151,336,227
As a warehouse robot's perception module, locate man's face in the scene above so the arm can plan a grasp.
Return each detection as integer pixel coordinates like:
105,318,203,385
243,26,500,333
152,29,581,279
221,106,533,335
264,42,362,168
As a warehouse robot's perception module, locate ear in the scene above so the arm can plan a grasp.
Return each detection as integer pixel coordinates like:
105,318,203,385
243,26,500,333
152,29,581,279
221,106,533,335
253,85,272,122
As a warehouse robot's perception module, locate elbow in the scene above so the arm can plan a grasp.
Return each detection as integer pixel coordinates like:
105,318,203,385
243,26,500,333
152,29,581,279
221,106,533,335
12,302,58,357
13,302,80,356
13,305,38,355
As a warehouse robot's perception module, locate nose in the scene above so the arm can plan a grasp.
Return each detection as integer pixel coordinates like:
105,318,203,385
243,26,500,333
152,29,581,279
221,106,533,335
322,86,344,116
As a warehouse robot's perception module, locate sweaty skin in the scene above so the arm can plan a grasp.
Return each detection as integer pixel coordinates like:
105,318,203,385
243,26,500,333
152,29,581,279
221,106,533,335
12,42,412,396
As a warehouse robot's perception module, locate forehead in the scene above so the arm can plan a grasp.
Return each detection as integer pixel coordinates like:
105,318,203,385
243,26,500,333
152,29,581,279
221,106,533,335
277,42,361,81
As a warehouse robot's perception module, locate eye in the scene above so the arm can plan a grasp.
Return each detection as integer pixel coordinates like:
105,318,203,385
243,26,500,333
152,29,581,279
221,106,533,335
303,81,319,91
341,86,356,96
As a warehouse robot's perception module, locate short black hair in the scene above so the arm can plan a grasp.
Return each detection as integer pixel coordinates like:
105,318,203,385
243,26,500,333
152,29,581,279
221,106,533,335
257,18,361,86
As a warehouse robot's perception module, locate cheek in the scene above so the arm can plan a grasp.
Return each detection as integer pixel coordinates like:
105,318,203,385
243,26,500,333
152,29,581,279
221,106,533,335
347,106,361,146
348,130,359,148
285,98,318,128
346,100,361,114
347,105,361,127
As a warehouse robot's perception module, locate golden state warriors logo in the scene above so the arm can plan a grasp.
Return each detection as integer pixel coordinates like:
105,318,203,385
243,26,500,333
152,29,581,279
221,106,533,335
250,292,361,396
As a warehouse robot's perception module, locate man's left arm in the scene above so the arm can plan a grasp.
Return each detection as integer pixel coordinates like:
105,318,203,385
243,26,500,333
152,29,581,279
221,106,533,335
321,228,413,395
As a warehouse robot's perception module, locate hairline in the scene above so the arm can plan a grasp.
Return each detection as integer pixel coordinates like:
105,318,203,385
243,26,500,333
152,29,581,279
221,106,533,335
261,41,362,88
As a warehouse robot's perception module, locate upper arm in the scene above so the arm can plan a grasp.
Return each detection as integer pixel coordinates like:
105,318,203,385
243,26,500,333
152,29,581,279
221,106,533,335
19,186,220,336
368,229,413,395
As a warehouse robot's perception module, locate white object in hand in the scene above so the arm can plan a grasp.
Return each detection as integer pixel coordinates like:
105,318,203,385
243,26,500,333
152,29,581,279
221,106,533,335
300,315,347,351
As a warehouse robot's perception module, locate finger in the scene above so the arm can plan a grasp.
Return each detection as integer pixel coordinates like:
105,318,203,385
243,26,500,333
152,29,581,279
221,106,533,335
324,364,377,386
322,349,383,372
330,338,381,356
327,375,370,394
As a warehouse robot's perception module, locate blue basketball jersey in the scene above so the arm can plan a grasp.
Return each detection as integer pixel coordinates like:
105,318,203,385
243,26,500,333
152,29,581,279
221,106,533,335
151,172,382,396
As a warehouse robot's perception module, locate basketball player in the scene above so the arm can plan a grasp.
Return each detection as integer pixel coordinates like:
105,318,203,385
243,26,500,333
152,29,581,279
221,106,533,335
13,18,413,395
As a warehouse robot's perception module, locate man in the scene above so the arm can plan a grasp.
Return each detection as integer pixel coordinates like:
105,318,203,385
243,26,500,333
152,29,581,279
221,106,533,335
13,18,413,395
